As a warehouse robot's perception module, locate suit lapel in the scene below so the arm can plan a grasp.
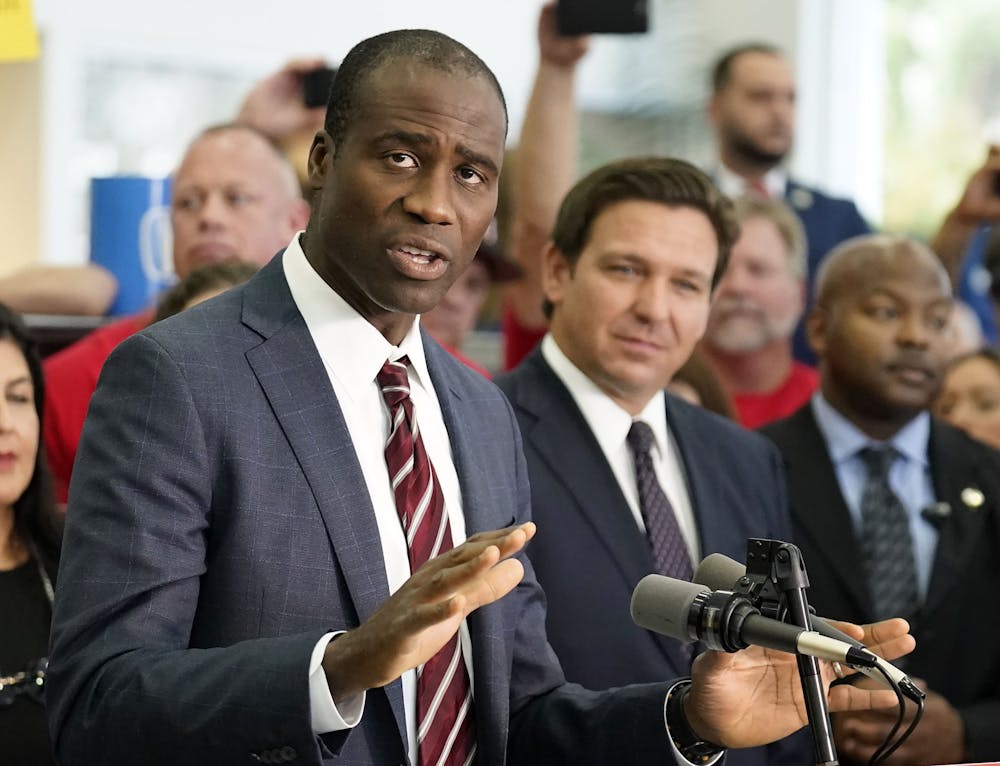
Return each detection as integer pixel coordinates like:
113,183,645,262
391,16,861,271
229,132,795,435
779,408,873,618
923,422,992,617
513,353,691,669
423,336,508,766
664,396,730,557
518,353,656,588
239,258,407,742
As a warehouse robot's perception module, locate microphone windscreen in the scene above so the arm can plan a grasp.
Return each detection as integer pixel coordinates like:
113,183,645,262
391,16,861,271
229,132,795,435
694,553,746,590
692,554,865,649
630,575,707,641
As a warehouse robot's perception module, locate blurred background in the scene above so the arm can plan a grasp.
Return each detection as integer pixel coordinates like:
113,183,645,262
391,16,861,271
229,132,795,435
2,0,998,275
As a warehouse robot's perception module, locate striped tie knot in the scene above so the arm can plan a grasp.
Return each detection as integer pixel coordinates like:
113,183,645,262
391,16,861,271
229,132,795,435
378,358,411,410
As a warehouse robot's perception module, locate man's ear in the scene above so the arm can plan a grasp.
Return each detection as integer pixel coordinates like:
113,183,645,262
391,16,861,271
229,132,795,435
806,306,827,358
541,242,572,309
706,94,721,128
307,130,334,192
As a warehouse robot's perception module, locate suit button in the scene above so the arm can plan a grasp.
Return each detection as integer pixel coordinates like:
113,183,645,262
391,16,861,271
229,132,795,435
279,746,297,762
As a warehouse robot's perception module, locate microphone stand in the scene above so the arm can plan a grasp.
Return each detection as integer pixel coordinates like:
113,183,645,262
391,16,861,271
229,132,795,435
747,540,838,766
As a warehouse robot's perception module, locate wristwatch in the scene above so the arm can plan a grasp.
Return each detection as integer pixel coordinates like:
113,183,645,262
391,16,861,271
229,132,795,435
666,681,725,764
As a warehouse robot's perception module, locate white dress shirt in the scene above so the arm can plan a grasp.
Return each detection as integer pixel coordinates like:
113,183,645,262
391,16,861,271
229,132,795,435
714,162,787,200
540,334,701,564
281,234,473,765
281,235,712,765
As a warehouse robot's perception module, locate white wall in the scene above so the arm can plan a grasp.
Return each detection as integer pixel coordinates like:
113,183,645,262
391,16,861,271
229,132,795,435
31,0,548,266
25,0,880,266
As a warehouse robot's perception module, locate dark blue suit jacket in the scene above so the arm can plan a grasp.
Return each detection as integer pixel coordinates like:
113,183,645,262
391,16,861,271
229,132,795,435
784,178,872,364
495,349,811,765
48,257,681,766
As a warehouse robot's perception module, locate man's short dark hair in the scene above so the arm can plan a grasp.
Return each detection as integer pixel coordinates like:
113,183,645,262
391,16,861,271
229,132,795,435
324,29,508,148
711,42,783,93
543,156,739,318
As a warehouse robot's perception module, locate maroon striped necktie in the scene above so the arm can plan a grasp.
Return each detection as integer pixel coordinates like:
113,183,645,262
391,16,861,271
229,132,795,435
377,357,477,766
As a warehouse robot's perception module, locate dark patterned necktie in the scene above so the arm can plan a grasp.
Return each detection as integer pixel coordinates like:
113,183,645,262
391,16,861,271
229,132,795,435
627,421,693,582
377,358,476,766
858,446,920,621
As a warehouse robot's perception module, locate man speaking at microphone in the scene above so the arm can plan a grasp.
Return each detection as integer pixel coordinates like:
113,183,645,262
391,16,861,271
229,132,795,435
761,235,1000,764
495,156,811,764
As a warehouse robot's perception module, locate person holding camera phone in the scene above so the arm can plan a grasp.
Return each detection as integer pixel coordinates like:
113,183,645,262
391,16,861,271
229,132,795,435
930,146,1000,344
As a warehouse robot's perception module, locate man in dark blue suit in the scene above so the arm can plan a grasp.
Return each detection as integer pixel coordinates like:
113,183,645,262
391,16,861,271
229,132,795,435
708,43,872,364
496,156,809,765
47,28,910,766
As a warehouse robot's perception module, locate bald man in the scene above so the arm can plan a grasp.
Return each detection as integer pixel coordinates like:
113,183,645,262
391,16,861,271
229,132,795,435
761,235,1000,764
43,124,310,501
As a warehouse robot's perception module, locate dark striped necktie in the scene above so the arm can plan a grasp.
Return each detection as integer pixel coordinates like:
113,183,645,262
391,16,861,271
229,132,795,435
378,357,476,766
858,446,919,621
627,420,693,583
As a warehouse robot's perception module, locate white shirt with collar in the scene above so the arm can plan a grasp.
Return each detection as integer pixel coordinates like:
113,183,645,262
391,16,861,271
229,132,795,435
540,334,701,565
714,162,787,200
282,233,473,765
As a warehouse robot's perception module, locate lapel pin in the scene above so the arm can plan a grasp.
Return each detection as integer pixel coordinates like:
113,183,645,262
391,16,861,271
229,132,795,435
961,486,985,509
789,187,814,210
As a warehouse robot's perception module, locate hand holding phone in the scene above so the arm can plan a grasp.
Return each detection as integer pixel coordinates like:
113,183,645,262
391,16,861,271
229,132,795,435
556,0,649,35
302,66,338,109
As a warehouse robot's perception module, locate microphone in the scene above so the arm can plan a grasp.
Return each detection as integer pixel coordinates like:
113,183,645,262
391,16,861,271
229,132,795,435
693,554,923,700
920,502,951,529
630,574,877,667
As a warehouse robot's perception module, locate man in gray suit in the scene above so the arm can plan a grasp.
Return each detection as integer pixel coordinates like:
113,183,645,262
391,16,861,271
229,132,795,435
47,28,911,766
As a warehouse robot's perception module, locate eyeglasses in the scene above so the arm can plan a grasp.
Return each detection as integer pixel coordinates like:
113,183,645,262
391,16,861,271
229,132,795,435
0,658,47,708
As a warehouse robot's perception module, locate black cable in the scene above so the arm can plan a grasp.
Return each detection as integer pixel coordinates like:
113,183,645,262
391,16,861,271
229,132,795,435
875,690,925,763
866,662,906,766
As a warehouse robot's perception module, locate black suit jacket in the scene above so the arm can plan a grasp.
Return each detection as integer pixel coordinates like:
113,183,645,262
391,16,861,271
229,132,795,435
761,405,1000,760
783,178,871,365
495,348,810,765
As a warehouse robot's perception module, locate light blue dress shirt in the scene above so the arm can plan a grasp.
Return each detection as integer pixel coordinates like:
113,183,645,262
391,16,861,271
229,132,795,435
810,394,939,600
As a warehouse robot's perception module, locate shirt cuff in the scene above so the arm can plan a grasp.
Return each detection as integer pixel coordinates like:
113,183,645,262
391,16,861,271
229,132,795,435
309,632,365,734
663,679,724,766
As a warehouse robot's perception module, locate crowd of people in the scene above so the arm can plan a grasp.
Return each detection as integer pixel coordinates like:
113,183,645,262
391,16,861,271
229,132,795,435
2,3,1000,764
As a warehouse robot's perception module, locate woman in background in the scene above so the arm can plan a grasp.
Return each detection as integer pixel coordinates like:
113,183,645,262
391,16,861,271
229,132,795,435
934,348,1000,451
0,302,60,766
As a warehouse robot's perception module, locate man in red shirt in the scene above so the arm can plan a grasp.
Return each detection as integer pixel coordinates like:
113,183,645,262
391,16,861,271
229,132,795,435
44,123,310,501
700,196,817,428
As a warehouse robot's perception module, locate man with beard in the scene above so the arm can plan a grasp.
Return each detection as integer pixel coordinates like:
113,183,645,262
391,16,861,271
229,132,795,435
701,196,817,427
708,44,871,363
761,234,1000,764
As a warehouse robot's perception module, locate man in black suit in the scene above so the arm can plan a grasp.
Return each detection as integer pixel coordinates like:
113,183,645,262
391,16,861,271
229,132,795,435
761,234,1000,764
496,156,809,764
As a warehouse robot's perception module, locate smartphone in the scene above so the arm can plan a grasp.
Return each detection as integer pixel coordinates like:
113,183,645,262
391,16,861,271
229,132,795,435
556,0,649,35
302,66,338,109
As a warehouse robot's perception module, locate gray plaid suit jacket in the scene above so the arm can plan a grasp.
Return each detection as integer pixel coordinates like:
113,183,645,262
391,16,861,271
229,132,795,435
48,255,680,766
